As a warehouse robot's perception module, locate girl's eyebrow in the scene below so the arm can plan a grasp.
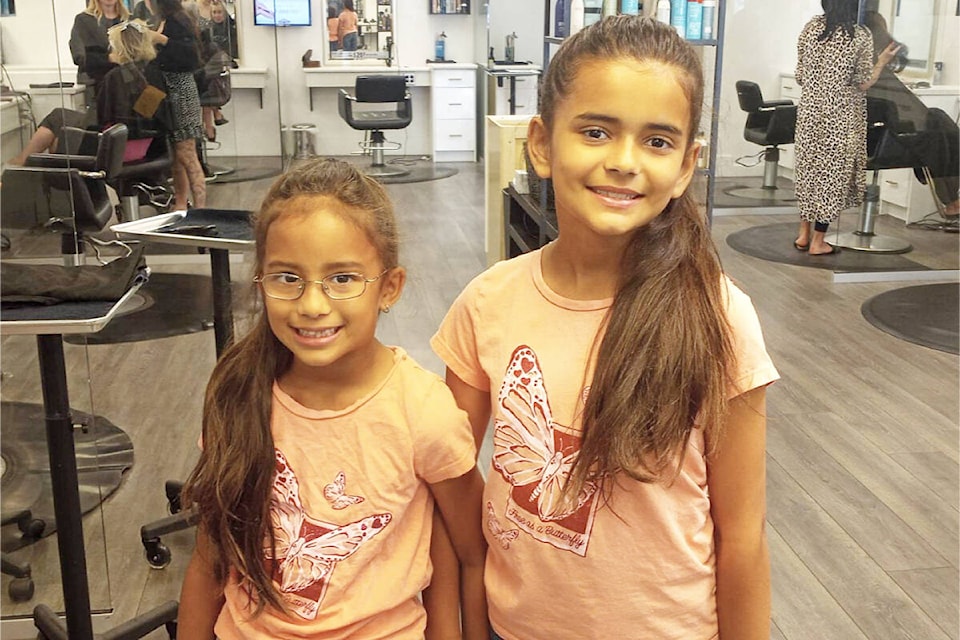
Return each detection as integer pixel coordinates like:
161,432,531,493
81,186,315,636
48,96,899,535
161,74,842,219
573,112,684,137
264,260,367,271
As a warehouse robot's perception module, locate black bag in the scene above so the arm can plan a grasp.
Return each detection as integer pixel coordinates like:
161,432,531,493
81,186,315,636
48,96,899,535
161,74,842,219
195,39,232,108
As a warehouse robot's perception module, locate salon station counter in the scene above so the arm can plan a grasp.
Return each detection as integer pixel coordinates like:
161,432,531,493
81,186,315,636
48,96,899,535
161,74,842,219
303,62,479,162
777,72,959,224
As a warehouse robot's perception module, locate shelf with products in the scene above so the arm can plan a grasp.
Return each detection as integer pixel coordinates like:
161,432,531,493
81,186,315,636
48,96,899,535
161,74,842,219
429,0,470,14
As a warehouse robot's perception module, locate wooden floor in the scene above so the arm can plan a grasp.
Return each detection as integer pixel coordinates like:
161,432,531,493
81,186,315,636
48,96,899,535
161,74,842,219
1,161,957,639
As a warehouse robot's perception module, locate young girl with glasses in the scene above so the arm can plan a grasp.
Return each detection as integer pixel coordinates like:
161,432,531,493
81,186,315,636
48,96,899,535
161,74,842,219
177,158,487,640
432,16,778,639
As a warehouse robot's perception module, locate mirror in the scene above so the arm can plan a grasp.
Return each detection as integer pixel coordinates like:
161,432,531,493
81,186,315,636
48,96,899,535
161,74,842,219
324,0,395,63
887,0,939,78
487,0,543,65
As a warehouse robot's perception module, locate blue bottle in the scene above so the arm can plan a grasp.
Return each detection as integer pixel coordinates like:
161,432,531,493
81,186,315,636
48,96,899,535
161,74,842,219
686,0,702,40
621,0,639,14
670,0,686,37
435,32,446,61
555,0,568,37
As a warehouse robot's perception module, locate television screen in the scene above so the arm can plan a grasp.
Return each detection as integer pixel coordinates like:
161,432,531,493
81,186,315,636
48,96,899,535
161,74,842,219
254,0,311,26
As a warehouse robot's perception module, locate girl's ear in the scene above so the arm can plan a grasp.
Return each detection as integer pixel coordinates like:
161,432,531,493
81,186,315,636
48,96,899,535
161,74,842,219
526,116,552,180
378,266,406,312
671,139,701,199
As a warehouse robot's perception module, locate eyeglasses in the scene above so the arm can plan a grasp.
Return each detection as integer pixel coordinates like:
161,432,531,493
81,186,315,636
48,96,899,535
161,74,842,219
254,270,389,301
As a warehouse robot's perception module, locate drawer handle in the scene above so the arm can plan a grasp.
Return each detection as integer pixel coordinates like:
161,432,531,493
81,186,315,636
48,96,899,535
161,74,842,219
448,77,463,81
448,102,463,106
884,180,898,186
449,134,463,138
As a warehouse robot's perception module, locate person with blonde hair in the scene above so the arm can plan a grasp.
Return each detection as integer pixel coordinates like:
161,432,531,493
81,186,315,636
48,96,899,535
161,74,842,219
70,0,131,103
10,19,168,166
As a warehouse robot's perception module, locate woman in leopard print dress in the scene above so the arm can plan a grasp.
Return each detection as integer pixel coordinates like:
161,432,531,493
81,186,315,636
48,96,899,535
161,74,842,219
793,0,900,255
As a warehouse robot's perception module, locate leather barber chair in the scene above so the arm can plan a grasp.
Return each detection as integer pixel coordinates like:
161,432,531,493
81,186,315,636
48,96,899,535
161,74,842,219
1,124,128,264
338,74,413,178
729,80,797,201
832,97,916,253
111,135,175,221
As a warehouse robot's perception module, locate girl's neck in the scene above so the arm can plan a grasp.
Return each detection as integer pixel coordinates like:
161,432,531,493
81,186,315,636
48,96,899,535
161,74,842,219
278,341,395,412
542,233,627,300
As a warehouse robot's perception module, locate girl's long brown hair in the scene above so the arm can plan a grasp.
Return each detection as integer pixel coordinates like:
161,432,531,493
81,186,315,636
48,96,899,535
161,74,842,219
180,158,398,613
537,16,735,497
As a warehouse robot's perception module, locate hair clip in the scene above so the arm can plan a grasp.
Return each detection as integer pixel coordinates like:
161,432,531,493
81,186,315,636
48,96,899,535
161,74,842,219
111,20,145,34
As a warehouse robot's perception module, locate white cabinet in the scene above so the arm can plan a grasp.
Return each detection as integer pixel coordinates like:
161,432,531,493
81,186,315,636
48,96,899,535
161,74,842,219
431,66,477,162
777,73,801,178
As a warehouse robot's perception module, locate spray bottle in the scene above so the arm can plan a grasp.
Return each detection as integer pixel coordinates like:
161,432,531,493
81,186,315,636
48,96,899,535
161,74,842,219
435,31,447,61
505,32,517,63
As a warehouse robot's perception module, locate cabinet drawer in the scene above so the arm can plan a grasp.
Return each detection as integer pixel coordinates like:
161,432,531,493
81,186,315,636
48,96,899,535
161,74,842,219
434,119,476,150
433,71,476,89
780,76,800,100
878,168,911,208
433,87,475,119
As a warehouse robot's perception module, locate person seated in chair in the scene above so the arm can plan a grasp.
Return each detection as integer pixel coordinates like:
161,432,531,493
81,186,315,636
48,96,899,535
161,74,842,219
864,2,959,217
10,20,168,166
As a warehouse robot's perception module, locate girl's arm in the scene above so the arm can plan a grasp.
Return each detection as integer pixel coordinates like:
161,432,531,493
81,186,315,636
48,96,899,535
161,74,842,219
178,526,225,640
429,467,489,640
707,385,770,640
445,369,491,449
423,513,461,640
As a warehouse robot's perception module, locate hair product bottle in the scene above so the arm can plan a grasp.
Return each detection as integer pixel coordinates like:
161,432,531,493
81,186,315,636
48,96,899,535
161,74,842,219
569,0,585,35
555,0,568,37
686,0,702,40
669,0,686,36
701,0,716,39
656,0,671,24
620,0,639,14
604,0,619,18
435,31,446,61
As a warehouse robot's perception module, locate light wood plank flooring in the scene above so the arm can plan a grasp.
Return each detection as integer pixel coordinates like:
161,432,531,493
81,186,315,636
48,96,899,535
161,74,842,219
1,161,957,639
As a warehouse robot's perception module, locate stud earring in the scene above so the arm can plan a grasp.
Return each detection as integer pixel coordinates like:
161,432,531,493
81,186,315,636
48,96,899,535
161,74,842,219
381,305,390,314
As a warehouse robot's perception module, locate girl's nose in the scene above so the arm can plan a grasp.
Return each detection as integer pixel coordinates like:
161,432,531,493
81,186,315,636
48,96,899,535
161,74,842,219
296,282,333,316
605,139,642,175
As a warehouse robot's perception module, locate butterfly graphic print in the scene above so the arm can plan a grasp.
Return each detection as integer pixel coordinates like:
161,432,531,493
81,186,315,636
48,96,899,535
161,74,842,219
323,471,364,510
492,346,599,556
262,450,391,619
486,501,519,550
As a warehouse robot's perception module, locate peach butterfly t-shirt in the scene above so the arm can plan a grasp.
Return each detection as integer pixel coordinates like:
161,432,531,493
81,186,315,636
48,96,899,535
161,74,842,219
214,347,477,640
431,249,779,640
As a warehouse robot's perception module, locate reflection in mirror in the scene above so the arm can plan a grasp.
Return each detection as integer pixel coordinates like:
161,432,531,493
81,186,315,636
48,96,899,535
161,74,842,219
325,0,395,63
886,0,939,77
0,0,116,621
487,0,543,65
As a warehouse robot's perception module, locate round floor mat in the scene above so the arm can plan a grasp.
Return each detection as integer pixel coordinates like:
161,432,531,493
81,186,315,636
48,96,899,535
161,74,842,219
206,161,284,184
64,272,215,347
861,283,959,354
1,401,134,548
725,221,928,273
302,156,459,184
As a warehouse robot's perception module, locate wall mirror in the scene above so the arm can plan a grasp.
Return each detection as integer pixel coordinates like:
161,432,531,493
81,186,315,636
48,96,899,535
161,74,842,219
486,0,543,65
886,0,939,78
324,0,395,63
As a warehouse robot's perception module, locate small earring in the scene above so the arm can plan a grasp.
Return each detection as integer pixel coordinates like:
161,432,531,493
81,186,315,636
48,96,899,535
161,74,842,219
381,305,390,314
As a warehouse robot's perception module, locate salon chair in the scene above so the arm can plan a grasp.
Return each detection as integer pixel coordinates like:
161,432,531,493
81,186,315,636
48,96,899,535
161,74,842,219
831,97,915,253
729,80,797,201
111,134,175,221
338,74,413,178
1,508,43,602
1,124,128,264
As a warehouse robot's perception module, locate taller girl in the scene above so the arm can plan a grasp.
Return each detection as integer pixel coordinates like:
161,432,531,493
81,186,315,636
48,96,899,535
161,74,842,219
433,15,778,640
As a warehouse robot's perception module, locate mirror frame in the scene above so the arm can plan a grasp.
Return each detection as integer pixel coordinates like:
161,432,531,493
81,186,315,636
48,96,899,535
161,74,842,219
323,0,396,65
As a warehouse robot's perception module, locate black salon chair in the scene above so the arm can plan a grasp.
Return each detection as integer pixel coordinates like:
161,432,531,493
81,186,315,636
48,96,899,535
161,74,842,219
1,124,128,262
111,135,175,221
729,80,797,200
831,97,917,253
338,75,413,178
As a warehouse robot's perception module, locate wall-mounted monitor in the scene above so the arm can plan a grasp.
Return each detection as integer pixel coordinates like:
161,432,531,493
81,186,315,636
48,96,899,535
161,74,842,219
254,0,312,26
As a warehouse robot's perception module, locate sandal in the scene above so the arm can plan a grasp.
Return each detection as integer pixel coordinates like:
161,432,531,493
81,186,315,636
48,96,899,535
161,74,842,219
214,117,229,126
